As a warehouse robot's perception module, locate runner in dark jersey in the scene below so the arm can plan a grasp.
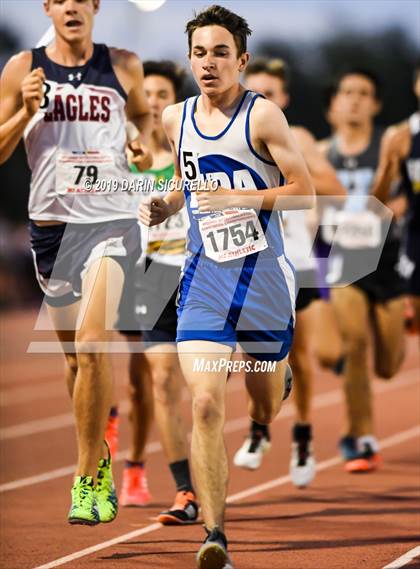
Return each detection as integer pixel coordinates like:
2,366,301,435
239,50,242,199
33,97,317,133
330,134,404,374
0,0,152,525
373,63,420,330
319,68,405,473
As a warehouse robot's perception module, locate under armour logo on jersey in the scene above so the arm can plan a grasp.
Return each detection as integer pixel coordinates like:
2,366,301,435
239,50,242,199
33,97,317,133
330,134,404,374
68,72,82,82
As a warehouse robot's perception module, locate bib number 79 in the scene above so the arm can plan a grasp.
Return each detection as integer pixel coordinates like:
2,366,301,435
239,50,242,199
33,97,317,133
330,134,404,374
73,165,98,185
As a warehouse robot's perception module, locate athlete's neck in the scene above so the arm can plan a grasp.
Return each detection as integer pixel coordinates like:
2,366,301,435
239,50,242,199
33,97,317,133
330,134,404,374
336,122,373,157
199,84,245,114
46,36,94,67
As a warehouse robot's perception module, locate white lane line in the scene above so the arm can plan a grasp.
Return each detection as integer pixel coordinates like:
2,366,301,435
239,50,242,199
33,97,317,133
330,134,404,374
1,368,418,441
382,545,420,568
1,372,418,493
31,425,420,569
0,376,235,440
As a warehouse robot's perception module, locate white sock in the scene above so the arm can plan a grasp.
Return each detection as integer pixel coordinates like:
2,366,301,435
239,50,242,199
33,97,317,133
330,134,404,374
357,435,379,453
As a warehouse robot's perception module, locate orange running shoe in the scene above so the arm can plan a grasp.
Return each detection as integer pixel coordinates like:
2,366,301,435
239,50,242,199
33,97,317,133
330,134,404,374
105,415,119,459
157,490,199,525
345,438,381,473
119,464,152,507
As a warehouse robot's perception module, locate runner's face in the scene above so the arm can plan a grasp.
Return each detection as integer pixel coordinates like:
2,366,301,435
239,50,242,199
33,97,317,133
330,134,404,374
44,0,99,43
144,75,177,131
190,25,248,96
245,73,289,109
333,75,380,127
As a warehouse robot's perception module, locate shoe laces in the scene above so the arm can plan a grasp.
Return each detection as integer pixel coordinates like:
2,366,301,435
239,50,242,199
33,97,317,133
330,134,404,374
73,479,94,507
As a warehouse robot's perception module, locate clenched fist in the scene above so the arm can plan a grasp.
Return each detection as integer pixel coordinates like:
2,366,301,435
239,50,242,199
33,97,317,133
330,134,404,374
21,67,45,118
139,196,170,227
128,140,153,172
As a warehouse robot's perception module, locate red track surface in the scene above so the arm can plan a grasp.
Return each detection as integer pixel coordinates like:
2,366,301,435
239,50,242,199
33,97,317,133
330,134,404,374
0,309,419,569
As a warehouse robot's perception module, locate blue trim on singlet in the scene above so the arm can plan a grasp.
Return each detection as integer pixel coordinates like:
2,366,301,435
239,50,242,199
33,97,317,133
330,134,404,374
245,94,276,166
177,99,189,160
31,44,127,101
190,90,249,141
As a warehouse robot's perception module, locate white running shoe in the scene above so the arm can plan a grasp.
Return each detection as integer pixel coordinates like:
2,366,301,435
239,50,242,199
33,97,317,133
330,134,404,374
290,441,316,488
233,432,271,470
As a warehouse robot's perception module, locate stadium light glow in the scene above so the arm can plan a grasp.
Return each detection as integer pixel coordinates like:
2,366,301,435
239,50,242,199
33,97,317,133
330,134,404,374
129,0,167,12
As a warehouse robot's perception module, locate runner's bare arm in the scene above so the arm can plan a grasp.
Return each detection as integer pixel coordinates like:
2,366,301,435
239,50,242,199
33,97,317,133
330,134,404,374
197,98,315,213
138,104,185,227
292,127,346,196
111,49,153,170
0,51,44,164
372,124,410,203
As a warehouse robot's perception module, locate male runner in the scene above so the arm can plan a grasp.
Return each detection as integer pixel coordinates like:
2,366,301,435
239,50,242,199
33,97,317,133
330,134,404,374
319,68,405,472
233,58,346,488
118,60,199,524
139,6,314,568
373,64,420,331
0,0,151,524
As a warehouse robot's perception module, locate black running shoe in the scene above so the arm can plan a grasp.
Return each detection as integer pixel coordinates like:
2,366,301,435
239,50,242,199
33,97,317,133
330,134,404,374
196,527,233,569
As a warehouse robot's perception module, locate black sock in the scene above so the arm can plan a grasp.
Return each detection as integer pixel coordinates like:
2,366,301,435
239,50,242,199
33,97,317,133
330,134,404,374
293,423,312,442
251,420,270,441
125,460,144,468
169,459,194,493
109,406,119,418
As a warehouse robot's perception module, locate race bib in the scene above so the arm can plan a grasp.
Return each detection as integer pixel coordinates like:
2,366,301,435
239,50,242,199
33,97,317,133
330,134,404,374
322,208,381,249
199,209,268,262
55,150,117,195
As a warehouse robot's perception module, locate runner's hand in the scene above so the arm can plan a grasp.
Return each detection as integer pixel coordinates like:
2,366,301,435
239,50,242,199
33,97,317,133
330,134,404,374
21,67,45,117
196,187,233,213
139,196,170,226
129,140,153,171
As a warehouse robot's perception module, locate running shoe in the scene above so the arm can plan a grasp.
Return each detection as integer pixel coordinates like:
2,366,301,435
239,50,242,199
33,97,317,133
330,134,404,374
119,464,152,507
345,437,381,473
233,429,271,470
196,527,233,569
104,414,119,459
290,424,316,488
68,475,99,526
339,435,359,461
95,442,118,523
157,490,199,525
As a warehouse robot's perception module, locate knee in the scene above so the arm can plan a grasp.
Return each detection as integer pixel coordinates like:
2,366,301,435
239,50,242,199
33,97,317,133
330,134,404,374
375,356,401,380
192,392,223,427
75,328,110,357
345,333,368,359
65,353,78,377
251,402,278,425
153,367,179,407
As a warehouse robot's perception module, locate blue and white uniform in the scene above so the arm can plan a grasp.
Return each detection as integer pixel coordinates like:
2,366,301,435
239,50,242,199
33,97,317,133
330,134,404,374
176,91,295,361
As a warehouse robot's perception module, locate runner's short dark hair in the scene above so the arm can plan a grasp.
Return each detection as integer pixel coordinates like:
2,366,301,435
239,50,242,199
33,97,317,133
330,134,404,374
186,5,252,56
143,60,186,101
245,58,290,93
332,67,383,101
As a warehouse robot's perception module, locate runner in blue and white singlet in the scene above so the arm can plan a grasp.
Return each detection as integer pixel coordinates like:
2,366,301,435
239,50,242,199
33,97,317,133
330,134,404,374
175,90,296,361
139,7,314,564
